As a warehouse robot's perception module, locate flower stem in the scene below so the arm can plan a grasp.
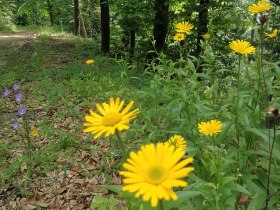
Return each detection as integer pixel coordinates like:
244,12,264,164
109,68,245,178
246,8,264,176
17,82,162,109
23,117,33,154
115,130,127,157
236,55,241,161
159,200,164,210
262,119,276,209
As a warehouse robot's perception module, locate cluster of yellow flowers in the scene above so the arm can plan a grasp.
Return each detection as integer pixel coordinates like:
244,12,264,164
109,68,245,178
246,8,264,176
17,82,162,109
173,21,194,41
173,21,210,42
229,0,277,55
83,97,197,206
82,95,226,207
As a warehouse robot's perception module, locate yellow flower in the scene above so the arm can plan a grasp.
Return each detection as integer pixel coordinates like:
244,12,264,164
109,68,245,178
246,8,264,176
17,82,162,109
119,143,194,207
229,40,256,55
173,33,185,41
86,59,94,65
175,21,194,34
83,97,139,139
198,120,223,136
248,0,272,14
61,97,65,103
202,33,210,40
165,135,187,152
264,29,278,38
30,128,39,137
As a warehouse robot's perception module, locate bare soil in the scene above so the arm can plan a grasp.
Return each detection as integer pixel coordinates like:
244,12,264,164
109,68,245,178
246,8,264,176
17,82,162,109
0,30,37,67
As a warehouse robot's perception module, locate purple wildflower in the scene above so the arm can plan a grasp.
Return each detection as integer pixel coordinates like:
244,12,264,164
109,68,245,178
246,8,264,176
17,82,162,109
15,93,23,102
13,84,20,91
12,122,20,129
18,105,26,116
3,89,10,97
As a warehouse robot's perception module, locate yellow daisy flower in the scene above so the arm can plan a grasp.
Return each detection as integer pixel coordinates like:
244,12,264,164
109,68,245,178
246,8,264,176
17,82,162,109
83,97,139,139
60,97,65,103
165,135,187,152
175,21,194,34
229,40,256,55
120,143,194,207
173,33,185,41
86,59,95,65
202,33,210,40
198,119,223,136
264,29,278,38
248,0,272,14
30,128,39,137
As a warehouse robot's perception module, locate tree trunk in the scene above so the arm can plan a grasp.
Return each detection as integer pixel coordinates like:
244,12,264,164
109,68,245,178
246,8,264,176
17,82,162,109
74,0,80,35
153,0,169,52
79,12,88,38
100,0,110,54
196,0,209,73
129,30,135,59
46,0,54,25
122,31,130,50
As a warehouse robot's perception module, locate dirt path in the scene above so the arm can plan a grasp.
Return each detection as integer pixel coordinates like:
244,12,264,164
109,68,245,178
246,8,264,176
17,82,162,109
0,30,37,67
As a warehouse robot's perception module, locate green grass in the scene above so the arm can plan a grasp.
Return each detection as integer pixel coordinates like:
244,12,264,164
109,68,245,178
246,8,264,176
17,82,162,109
0,29,142,205
0,26,280,209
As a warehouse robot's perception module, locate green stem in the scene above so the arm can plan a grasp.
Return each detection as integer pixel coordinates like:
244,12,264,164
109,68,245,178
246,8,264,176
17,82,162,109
115,130,127,157
159,199,164,210
236,55,241,161
212,136,219,184
260,23,268,110
179,43,183,68
23,117,33,154
262,119,276,209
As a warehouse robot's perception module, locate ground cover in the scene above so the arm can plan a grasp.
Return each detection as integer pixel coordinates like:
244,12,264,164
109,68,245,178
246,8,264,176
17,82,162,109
0,25,279,210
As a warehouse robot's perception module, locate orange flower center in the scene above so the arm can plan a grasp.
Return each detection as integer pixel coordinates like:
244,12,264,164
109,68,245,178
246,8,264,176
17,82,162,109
102,112,122,126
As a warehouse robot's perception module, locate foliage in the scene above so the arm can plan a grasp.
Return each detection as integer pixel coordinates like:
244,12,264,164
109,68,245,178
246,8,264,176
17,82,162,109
0,0,280,209
90,194,122,210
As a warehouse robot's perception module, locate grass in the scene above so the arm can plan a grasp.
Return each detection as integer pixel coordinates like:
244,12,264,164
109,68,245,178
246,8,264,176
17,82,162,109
0,28,142,209
0,25,279,209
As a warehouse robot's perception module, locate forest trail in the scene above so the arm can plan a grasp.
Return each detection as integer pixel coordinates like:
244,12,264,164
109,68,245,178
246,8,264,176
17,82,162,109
0,30,37,68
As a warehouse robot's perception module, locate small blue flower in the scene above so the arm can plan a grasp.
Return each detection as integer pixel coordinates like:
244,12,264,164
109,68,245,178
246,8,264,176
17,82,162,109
15,93,23,102
12,121,20,129
3,89,10,97
18,105,26,116
13,84,20,91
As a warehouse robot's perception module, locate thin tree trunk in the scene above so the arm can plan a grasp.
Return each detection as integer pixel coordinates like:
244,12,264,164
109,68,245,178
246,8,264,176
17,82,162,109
145,0,169,64
196,0,209,73
153,0,169,52
74,0,80,35
129,30,135,59
46,0,54,25
122,31,130,50
100,0,110,54
79,12,88,38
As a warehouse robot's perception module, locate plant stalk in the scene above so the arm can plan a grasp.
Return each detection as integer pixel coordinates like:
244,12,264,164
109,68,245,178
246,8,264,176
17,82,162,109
115,130,127,158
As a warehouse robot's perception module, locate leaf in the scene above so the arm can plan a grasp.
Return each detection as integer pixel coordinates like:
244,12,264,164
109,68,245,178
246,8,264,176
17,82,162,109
246,128,270,143
235,184,252,196
103,185,122,194
164,190,202,209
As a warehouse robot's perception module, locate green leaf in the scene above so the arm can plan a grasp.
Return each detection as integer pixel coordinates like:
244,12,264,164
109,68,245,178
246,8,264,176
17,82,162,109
103,185,122,194
235,184,252,196
246,128,270,143
165,190,202,209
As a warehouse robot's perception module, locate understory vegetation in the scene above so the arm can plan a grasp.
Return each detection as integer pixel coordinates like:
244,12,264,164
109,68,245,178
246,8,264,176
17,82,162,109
0,0,280,209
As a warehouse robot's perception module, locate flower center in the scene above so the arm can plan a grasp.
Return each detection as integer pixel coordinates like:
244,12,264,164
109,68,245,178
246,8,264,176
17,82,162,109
147,166,167,184
103,112,122,126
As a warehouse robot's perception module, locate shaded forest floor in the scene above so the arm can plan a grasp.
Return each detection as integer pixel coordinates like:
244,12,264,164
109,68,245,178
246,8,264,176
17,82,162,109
0,29,134,209
0,30,36,68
